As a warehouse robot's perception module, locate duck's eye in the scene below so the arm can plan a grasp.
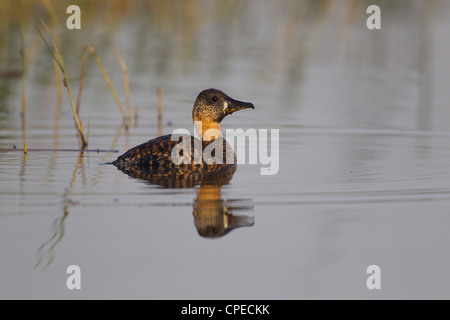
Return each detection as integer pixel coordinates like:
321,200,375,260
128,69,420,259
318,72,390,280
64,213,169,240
212,96,218,102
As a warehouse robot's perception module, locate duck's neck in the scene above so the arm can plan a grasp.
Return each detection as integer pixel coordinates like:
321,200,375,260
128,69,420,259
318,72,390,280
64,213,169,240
194,120,222,141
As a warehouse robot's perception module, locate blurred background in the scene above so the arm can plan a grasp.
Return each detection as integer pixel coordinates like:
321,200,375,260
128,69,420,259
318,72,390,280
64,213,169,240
1,0,450,299
1,0,447,133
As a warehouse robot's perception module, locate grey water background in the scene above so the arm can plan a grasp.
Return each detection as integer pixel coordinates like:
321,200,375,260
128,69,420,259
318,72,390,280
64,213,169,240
1,0,450,299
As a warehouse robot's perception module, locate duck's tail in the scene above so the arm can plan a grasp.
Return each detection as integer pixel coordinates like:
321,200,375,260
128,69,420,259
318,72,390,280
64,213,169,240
100,161,116,165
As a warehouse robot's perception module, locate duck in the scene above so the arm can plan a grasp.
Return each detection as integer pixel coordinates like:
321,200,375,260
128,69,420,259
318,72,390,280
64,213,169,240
112,88,254,175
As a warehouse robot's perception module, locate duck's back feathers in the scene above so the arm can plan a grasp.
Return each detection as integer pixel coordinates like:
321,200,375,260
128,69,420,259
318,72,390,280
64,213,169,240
112,134,236,171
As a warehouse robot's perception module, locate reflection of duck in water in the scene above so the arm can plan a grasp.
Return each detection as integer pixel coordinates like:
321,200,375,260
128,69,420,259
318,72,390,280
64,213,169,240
193,184,254,238
112,88,254,171
117,163,237,188
118,164,254,238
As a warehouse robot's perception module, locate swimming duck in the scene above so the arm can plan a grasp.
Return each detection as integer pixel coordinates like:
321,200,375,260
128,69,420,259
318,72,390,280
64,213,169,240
112,89,254,173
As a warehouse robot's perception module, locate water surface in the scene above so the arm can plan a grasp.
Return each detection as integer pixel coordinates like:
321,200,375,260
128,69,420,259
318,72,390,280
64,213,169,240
1,0,450,299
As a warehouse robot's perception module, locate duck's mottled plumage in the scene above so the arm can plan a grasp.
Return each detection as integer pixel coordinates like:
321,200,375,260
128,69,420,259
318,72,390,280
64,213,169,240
112,88,254,179
112,135,236,169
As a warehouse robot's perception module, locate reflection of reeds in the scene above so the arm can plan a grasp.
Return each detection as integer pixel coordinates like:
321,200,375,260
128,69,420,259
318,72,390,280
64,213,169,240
37,21,88,148
35,151,84,269
35,209,68,268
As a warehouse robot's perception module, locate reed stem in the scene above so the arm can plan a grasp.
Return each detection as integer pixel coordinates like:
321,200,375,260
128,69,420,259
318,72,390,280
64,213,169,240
158,87,163,136
19,22,26,118
78,45,126,120
38,21,88,148
113,45,132,122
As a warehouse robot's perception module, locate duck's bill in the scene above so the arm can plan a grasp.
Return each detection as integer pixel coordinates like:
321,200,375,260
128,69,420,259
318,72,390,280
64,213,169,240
225,98,255,115
228,214,255,230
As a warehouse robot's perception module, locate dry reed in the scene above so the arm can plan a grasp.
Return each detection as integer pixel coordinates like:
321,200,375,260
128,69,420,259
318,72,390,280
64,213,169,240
113,45,132,122
19,23,26,118
134,105,139,128
157,87,163,136
37,21,88,148
77,45,127,122
41,0,63,147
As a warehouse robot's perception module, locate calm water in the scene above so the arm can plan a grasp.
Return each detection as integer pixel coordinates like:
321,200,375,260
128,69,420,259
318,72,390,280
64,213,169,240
1,0,450,299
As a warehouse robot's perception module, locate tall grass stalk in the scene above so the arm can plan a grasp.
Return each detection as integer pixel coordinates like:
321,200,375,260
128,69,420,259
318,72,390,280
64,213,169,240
157,88,163,136
77,45,126,121
37,21,88,148
113,45,132,122
41,0,63,147
134,105,139,128
19,23,26,119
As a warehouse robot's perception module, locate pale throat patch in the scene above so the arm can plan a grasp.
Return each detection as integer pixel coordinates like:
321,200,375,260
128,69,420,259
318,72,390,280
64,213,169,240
194,120,223,141
223,101,228,113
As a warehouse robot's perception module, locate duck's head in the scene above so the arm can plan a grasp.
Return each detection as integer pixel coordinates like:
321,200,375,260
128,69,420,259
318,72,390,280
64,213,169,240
192,89,254,140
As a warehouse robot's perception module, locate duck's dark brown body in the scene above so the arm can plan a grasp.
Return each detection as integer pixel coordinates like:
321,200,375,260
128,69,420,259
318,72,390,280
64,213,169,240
111,89,253,188
113,134,236,169
112,134,237,187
